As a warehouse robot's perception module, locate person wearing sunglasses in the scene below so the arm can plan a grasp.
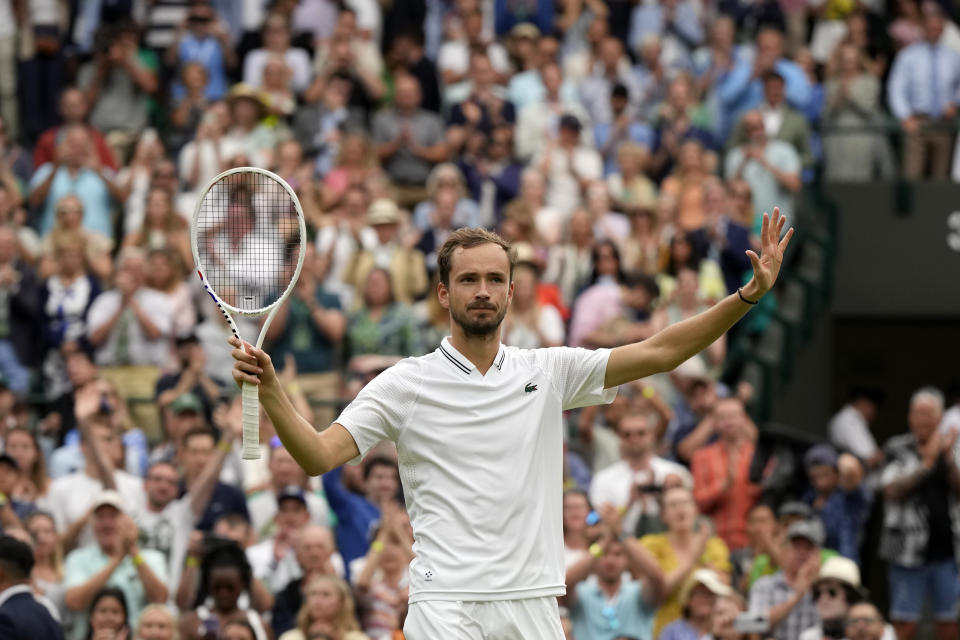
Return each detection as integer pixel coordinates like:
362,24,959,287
798,556,894,640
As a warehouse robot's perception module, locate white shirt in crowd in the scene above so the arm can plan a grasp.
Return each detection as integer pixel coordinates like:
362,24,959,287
828,404,878,461
86,288,174,367
336,337,617,603
47,471,146,549
136,497,194,596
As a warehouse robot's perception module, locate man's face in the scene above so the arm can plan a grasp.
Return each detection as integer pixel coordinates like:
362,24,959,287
744,114,766,143
924,12,945,42
296,528,334,572
713,398,745,441
93,506,122,550
764,78,785,106
596,542,628,581
786,537,817,572
747,505,777,543
82,423,119,464
439,243,513,338
807,464,838,496
395,77,421,111
270,448,305,488
61,90,87,122
908,397,942,443
617,415,654,459
366,464,399,504
169,411,203,447
845,604,885,640
276,499,310,531
182,434,215,478
145,463,180,509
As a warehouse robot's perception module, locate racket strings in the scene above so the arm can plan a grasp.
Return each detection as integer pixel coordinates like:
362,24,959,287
196,171,301,312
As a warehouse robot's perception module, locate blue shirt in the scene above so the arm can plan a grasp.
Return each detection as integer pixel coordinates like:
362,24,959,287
629,2,703,67
660,618,708,640
28,164,113,237
887,41,960,120
716,59,811,138
803,485,872,564
173,34,229,100
594,121,656,175
572,577,655,640
322,466,380,574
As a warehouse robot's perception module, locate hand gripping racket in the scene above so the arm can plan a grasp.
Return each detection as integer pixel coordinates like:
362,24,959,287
191,167,306,459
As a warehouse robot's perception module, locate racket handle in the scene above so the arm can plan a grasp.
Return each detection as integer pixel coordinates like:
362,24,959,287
241,382,261,460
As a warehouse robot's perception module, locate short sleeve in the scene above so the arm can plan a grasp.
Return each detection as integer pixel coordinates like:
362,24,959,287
704,537,732,573
537,346,617,410
334,359,421,461
63,549,88,589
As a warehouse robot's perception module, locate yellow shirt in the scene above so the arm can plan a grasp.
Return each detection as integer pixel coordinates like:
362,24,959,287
639,533,732,638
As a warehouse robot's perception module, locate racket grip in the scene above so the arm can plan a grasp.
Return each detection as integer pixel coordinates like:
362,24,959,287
241,382,261,460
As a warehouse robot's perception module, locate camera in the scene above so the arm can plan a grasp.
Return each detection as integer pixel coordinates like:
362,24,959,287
734,613,770,634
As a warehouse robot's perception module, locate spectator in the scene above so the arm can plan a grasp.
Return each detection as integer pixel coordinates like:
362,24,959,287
653,267,726,369
0,534,65,639
748,519,824,640
564,525,664,640
322,457,400,570
247,446,333,541
6,428,50,504
384,28,441,114
534,114,603,217
658,569,736,640
628,0,703,70
168,63,212,153
731,502,780,592
63,491,167,640
222,85,280,169
661,140,713,233
343,197,428,303
352,504,413,639
28,125,121,239
78,21,159,163
729,71,813,170
24,511,66,621
458,126,523,227
0,225,39,394
828,391,884,473
270,525,344,636
446,52,516,156
798,556,894,640
710,593,748,640
581,36,640,126
346,267,422,359
178,427,250,532
134,603,177,640
887,1,960,180
437,8,509,89
247,486,315,594
889,0,925,52
641,485,732,637
166,3,234,102
724,109,802,235
700,179,753,296
177,102,234,191
746,501,842,589
515,62,589,162
293,73,353,179
86,248,173,370
122,187,192,273
562,489,593,569
178,541,269,640
634,36,672,123
802,445,871,563
879,386,960,640
845,602,891,640
606,143,658,216
278,573,368,640
716,27,812,138
543,209,595,307
32,89,117,172
691,397,761,551
502,259,565,349
84,587,128,640
39,195,114,282
143,248,195,339
411,162,482,232
114,130,168,237
243,14,312,95
372,74,448,207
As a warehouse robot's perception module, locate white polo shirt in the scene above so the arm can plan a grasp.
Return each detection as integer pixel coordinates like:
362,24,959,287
335,337,617,603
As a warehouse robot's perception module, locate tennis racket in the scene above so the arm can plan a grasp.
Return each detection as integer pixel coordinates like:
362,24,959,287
191,167,306,460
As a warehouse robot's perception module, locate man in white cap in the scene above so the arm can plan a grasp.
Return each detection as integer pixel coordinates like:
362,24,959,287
799,556,895,640
62,490,167,640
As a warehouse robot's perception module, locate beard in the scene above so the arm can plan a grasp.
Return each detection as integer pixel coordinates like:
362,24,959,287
450,302,507,337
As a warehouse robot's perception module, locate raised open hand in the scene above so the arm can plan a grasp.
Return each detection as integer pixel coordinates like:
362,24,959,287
744,207,794,299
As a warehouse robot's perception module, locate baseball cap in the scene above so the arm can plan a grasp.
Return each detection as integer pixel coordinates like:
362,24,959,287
778,501,813,519
787,518,825,547
0,453,18,471
680,568,735,604
804,444,839,469
170,392,204,415
277,485,308,507
92,489,125,514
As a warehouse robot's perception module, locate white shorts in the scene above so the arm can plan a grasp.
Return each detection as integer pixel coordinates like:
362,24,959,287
404,597,565,639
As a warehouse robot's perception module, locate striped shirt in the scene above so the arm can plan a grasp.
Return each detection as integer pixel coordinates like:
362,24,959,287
749,572,818,640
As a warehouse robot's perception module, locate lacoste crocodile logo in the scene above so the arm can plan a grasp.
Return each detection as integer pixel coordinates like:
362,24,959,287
525,383,538,393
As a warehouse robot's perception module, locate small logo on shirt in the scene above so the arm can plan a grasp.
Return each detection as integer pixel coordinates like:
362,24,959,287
424,570,434,581
524,382,538,393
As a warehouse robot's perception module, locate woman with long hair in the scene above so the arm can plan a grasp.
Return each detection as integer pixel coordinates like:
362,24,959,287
278,574,368,640
134,604,179,640
40,195,113,282
26,511,66,619
322,132,383,209
86,587,129,640
347,268,421,360
5,427,51,502
144,247,197,339
123,187,192,272
640,486,732,638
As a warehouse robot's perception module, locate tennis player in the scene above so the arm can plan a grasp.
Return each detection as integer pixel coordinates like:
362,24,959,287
230,208,793,638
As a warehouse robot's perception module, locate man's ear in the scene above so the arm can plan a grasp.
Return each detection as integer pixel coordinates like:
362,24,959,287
437,281,450,309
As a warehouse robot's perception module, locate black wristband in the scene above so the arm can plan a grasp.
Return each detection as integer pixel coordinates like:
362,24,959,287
738,287,758,305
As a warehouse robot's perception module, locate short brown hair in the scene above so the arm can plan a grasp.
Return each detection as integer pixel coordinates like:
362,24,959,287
436,228,515,286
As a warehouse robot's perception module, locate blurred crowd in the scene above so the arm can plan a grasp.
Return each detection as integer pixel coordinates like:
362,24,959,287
1,0,960,639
